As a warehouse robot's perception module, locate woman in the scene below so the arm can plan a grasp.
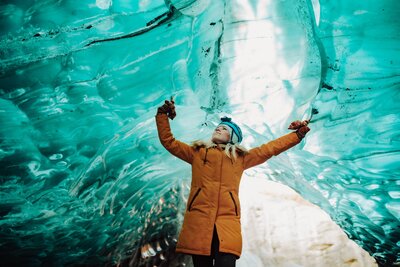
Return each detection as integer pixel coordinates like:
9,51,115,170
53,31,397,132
155,98,310,267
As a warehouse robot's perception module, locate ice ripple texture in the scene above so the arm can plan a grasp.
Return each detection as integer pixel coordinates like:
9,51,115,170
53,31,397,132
0,0,399,266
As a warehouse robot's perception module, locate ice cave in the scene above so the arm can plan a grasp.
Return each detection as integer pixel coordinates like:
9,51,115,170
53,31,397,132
0,0,399,266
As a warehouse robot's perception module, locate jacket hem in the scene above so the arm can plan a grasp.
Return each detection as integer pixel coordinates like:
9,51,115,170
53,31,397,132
176,247,241,259
176,247,211,256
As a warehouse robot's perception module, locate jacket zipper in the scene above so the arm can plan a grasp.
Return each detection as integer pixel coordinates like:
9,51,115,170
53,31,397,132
188,188,201,211
229,192,238,216
203,148,209,164
213,150,224,232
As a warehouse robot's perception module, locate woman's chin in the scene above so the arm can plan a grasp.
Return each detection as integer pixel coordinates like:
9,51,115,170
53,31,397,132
212,139,226,144
211,138,220,144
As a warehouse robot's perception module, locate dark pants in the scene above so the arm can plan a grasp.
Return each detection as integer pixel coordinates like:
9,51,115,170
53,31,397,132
192,225,237,267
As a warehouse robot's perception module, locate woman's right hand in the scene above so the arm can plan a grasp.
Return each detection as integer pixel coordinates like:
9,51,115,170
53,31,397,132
157,97,176,120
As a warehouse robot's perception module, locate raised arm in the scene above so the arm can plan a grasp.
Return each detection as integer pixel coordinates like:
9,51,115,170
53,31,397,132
243,121,310,169
155,99,194,164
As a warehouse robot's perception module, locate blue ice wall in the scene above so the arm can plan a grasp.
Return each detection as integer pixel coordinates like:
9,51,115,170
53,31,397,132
0,0,399,266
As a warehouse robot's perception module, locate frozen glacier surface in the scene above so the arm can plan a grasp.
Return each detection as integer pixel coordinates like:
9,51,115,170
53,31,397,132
0,0,399,266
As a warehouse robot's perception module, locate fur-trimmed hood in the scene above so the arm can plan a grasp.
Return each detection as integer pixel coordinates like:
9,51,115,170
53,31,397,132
191,140,249,161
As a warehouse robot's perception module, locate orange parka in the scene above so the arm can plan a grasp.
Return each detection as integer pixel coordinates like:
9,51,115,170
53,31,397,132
155,113,301,258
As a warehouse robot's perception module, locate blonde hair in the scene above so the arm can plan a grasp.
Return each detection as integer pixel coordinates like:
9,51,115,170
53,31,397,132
191,140,248,161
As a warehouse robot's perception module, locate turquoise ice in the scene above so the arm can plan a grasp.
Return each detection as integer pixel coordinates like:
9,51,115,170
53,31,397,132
0,0,399,266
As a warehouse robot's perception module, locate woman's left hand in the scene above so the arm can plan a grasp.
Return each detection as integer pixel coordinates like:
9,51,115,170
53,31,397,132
295,125,310,139
288,120,309,130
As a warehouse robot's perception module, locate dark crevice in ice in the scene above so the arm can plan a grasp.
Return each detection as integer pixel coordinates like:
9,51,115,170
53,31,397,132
85,8,179,48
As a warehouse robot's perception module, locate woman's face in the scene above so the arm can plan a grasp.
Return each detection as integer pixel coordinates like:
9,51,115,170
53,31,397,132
212,125,231,144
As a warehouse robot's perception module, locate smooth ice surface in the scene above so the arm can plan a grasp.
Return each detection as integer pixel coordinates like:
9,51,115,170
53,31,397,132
0,0,399,266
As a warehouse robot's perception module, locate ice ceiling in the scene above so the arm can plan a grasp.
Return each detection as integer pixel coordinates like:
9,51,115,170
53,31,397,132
0,0,399,266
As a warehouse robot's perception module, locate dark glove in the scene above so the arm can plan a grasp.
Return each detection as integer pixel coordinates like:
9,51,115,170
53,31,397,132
295,125,310,139
157,98,176,120
288,120,310,139
288,120,309,130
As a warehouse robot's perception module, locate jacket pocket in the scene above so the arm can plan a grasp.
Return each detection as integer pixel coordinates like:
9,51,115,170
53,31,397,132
188,188,202,211
229,191,238,216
